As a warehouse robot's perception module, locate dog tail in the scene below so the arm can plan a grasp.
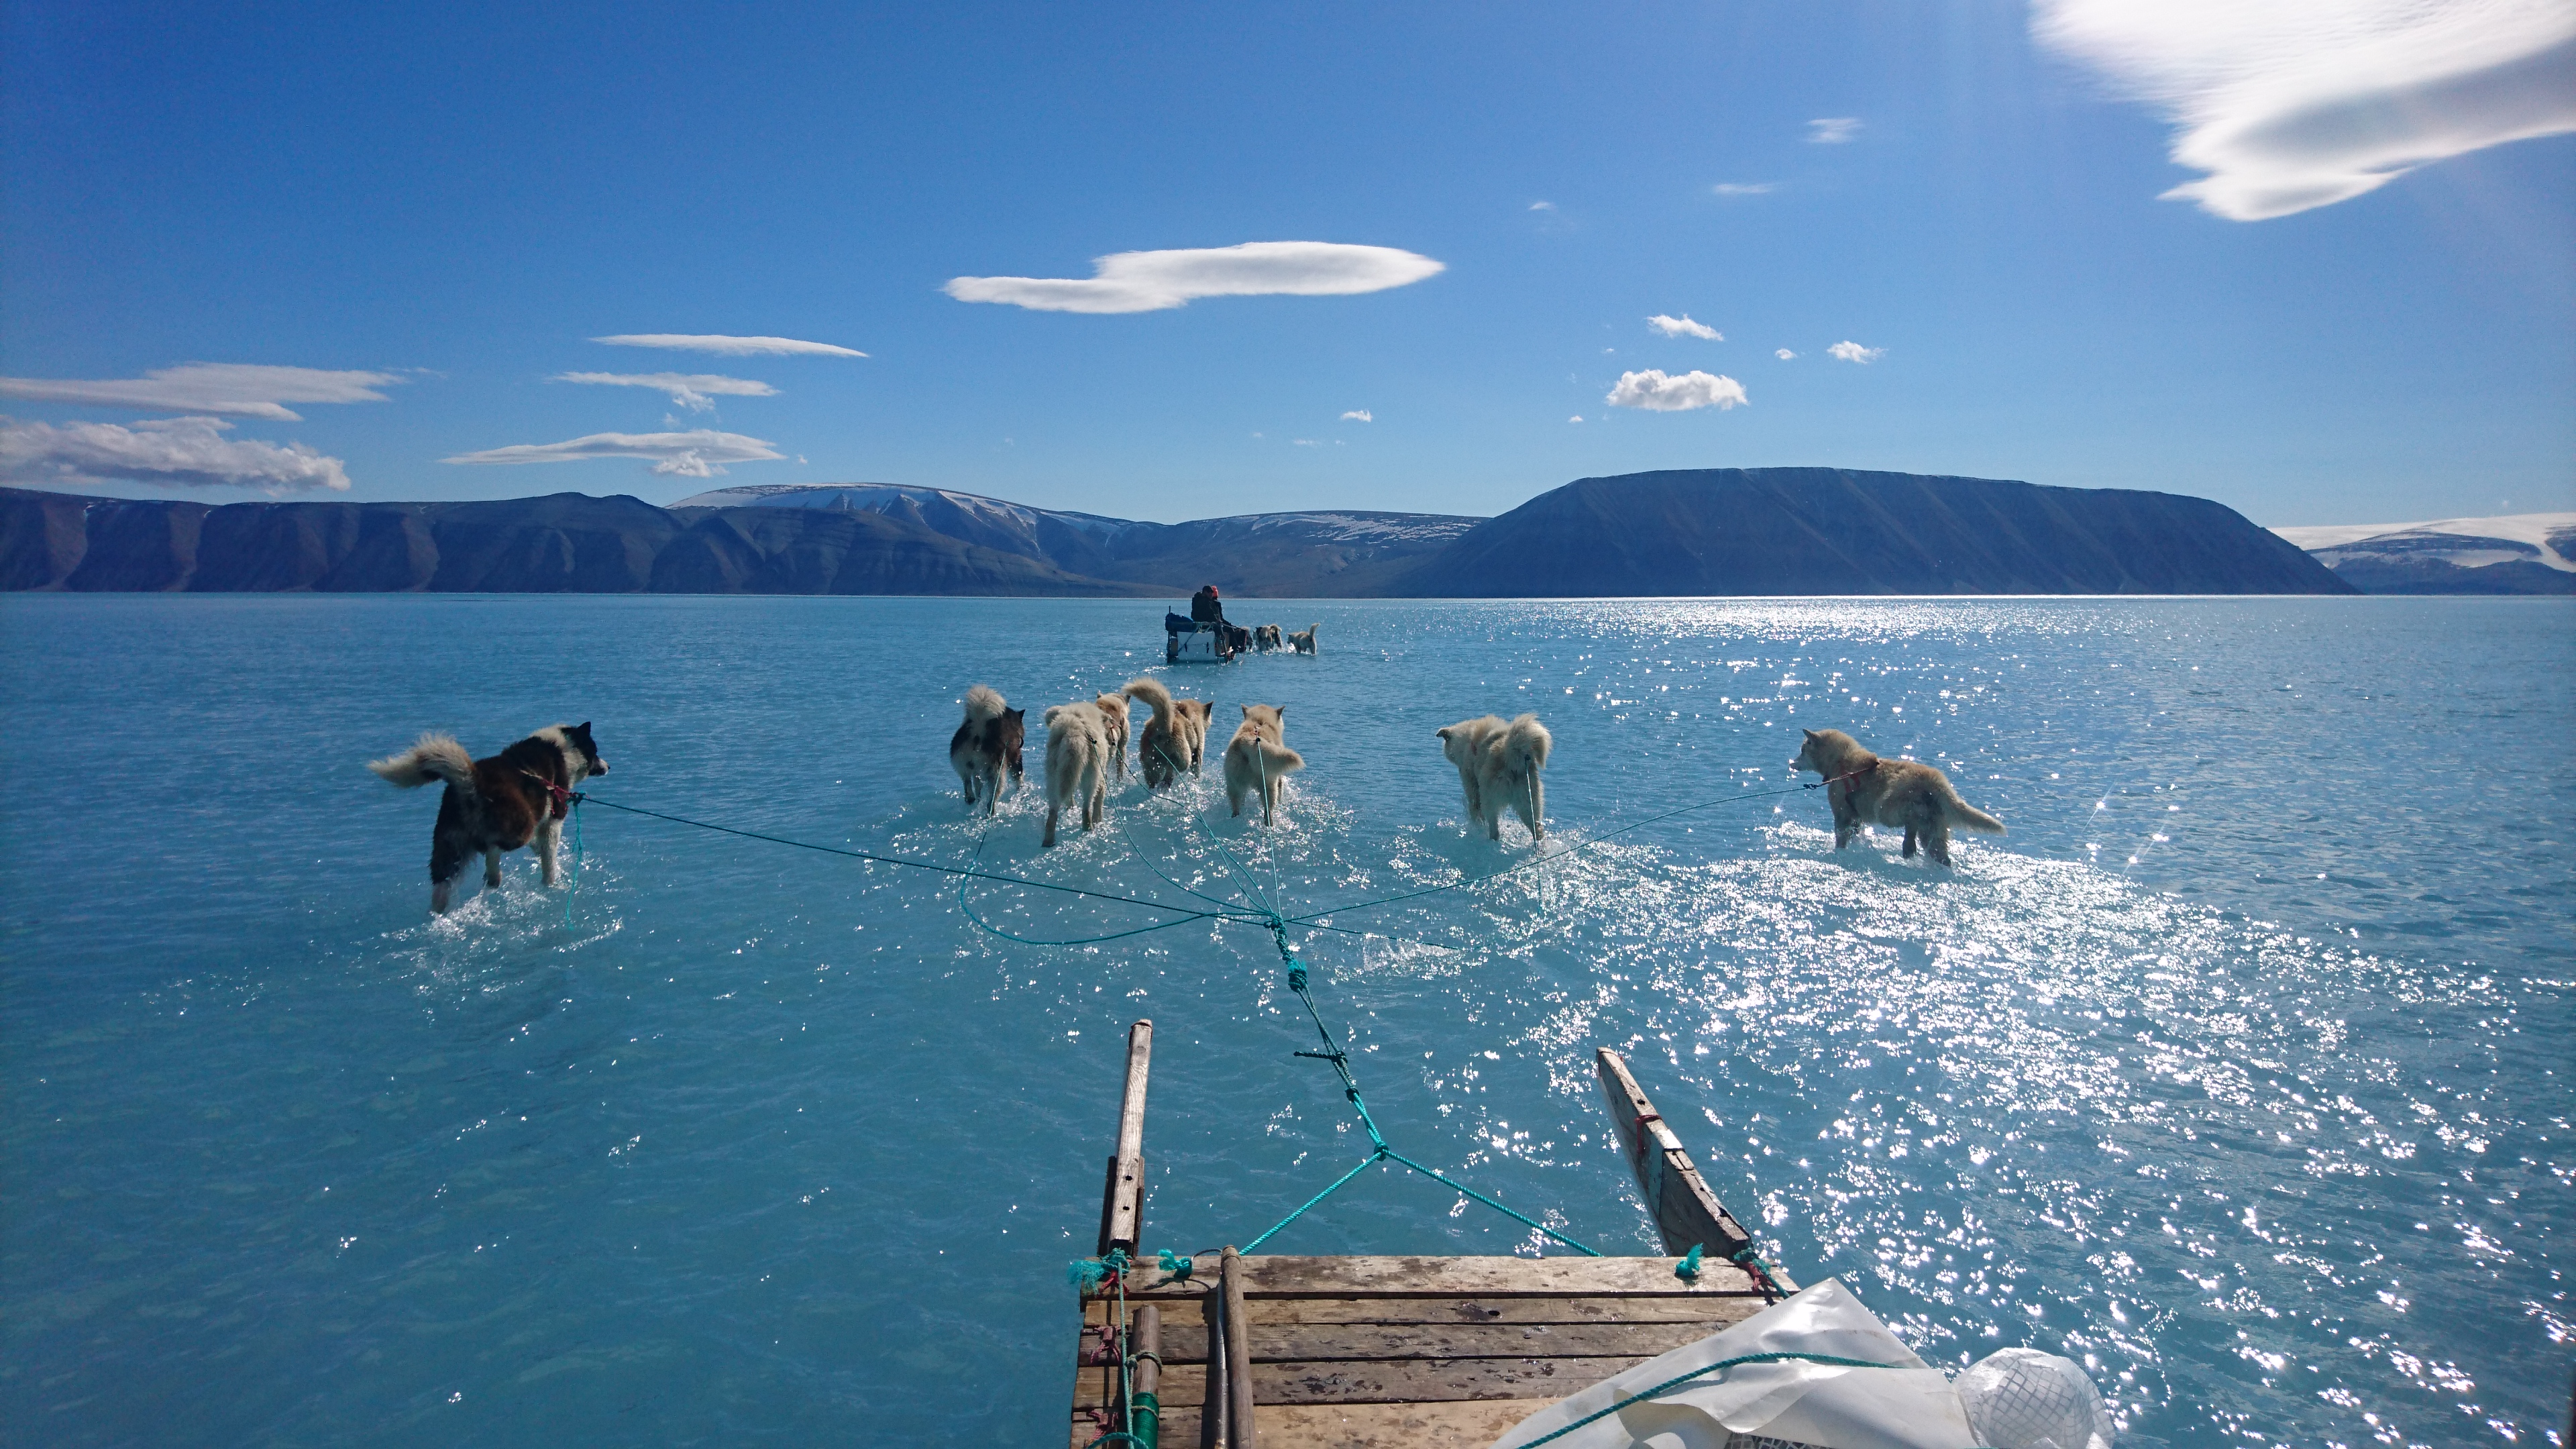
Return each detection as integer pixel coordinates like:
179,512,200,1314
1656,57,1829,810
370,733,475,792
1937,780,2006,835
1499,713,1552,773
962,684,1007,722
1253,740,1304,776
1122,676,1174,727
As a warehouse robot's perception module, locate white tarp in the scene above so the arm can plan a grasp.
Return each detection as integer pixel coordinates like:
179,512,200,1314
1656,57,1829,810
1488,1277,1981,1449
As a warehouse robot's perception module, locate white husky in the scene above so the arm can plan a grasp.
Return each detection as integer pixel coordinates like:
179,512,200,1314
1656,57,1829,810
1222,703,1305,825
1435,712,1551,842
1041,701,1112,847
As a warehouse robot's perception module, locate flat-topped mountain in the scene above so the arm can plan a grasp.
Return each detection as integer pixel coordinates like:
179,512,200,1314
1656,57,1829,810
1395,468,2347,595
4,468,2355,596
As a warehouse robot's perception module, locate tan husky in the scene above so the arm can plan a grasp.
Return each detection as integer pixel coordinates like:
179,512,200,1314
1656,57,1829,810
1122,677,1213,789
1223,703,1305,824
1790,728,2002,865
1040,702,1112,847
1092,690,1132,782
1435,713,1552,842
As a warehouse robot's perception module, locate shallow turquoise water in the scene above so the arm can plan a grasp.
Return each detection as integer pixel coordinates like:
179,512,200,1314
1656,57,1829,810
1,594,2567,1447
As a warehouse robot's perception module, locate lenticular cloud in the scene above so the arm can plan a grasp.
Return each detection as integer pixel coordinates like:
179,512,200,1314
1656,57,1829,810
2033,0,2576,220
0,363,402,421
443,429,785,478
0,415,352,493
945,241,1446,314
1605,370,1748,412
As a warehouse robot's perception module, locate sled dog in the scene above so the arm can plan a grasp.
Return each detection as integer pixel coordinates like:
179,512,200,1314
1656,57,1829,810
1791,727,2004,865
1436,712,1551,841
950,684,1026,814
1287,623,1319,655
1254,624,1283,652
1223,703,1305,825
1041,702,1112,847
1093,690,1132,782
370,722,609,912
1124,677,1214,789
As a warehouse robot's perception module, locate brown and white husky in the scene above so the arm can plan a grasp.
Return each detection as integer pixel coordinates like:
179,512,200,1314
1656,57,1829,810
1124,677,1214,790
1222,703,1305,824
950,684,1026,814
1790,727,2003,865
370,722,609,912
1436,712,1552,842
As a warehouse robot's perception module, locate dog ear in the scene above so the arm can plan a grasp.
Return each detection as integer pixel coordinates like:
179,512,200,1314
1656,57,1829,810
1240,704,1251,715
1802,728,1819,741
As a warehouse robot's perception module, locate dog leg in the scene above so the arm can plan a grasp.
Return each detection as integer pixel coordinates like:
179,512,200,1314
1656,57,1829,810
1926,822,1951,867
484,849,503,890
431,877,454,914
538,818,562,886
1902,824,1918,859
1043,803,1060,848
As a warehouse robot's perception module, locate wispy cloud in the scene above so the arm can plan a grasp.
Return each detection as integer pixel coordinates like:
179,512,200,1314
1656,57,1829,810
1827,341,1885,363
1712,182,1776,196
552,372,780,412
1647,313,1723,340
443,429,784,478
2033,0,2576,220
1605,370,1749,412
945,241,1445,314
1808,117,1863,144
1529,200,1556,211
1776,348,1799,360
1568,415,1585,423
0,415,351,493
1340,409,1373,422
592,334,868,358
1293,439,1320,447
0,363,401,421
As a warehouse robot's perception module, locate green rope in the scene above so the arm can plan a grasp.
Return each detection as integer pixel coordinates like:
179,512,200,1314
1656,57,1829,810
1510,1351,1911,1448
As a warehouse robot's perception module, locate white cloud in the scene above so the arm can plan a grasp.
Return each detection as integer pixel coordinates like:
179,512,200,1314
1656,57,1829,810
592,334,867,358
1827,341,1886,363
442,429,785,478
1647,313,1723,340
1340,409,1373,422
0,363,401,421
1568,415,1585,423
552,372,780,412
0,415,351,493
1712,182,1776,196
1776,348,1799,360
2033,0,2576,220
1529,200,1556,211
945,241,1446,314
1808,117,1863,144
1605,370,1749,412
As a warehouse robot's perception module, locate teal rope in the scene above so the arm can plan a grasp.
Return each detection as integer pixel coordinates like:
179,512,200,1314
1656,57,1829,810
1511,1352,1910,1448
957,811,1258,947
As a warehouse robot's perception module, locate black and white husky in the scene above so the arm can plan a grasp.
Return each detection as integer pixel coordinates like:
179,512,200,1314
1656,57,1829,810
950,684,1027,814
370,723,609,912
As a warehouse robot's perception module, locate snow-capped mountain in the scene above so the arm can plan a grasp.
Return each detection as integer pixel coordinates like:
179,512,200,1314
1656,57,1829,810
2273,513,2576,594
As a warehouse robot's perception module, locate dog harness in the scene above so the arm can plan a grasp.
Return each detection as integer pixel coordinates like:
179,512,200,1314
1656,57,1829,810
519,767,577,814
1827,760,1877,808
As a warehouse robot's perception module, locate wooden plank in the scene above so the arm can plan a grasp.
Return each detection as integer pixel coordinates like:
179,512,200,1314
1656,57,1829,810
1107,1254,1769,1301
1221,1246,1258,1447
1079,1399,1561,1449
1090,1293,1758,1328
1202,1275,1227,1449
1098,1019,1154,1256
1075,1354,1653,1410
1594,1049,1799,1295
1079,1313,1754,1368
1132,1304,1163,1446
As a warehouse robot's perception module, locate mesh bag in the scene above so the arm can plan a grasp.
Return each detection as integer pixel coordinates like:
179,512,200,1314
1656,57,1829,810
1956,1348,2114,1449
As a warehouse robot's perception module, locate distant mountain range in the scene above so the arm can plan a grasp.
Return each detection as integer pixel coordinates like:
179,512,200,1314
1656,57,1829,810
2272,513,2576,594
3,468,2361,596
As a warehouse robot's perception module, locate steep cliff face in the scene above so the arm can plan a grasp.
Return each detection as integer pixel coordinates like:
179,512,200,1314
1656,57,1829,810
1395,468,2352,596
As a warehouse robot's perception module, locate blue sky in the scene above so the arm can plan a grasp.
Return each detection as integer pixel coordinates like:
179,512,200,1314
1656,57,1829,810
3,0,2570,526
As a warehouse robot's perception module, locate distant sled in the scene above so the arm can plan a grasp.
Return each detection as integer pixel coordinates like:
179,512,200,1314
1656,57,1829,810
1164,610,1236,664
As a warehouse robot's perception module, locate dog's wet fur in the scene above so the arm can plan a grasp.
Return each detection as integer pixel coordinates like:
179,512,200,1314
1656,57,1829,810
1124,677,1214,790
1093,690,1132,782
1254,624,1283,652
1287,623,1319,655
951,684,1026,814
370,722,609,912
1790,727,2004,865
1436,713,1552,842
1223,703,1305,824
1042,699,1113,846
